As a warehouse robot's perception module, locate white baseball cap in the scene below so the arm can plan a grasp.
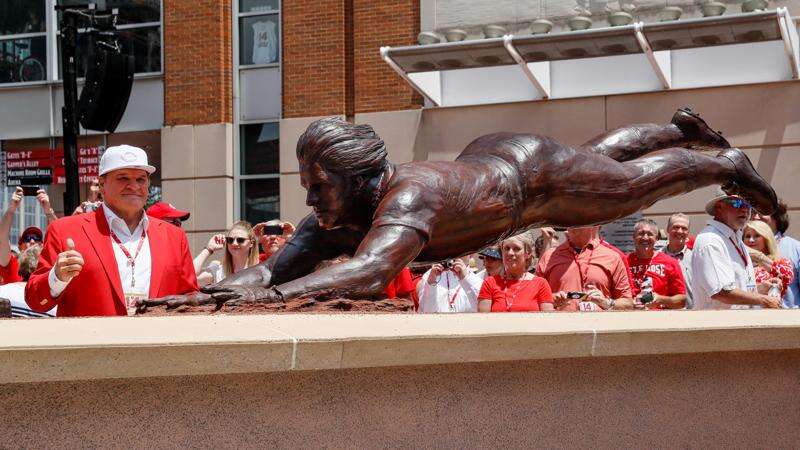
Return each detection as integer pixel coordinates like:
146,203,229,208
99,145,156,176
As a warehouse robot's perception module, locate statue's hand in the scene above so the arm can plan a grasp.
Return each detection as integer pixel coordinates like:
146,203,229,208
201,284,283,305
136,292,215,312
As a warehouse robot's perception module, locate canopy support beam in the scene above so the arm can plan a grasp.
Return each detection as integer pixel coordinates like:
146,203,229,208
502,35,550,99
777,7,799,79
634,22,671,90
380,46,440,106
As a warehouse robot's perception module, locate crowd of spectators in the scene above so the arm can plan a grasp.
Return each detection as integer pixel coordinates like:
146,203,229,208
1,151,798,317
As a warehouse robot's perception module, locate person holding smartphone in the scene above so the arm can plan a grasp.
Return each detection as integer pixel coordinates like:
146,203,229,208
536,226,634,311
195,221,260,287
1,187,48,286
253,220,295,262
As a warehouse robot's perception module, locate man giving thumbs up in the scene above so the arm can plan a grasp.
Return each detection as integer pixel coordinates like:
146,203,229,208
25,145,198,317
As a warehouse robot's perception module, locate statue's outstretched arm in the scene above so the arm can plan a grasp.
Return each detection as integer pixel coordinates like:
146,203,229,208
137,213,359,311
209,212,350,289
204,224,426,305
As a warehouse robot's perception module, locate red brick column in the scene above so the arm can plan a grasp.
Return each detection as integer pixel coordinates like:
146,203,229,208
163,0,233,125
282,0,348,118
353,0,421,113
282,0,421,118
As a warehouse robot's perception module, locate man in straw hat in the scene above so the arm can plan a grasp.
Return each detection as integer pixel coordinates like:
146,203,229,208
691,188,782,310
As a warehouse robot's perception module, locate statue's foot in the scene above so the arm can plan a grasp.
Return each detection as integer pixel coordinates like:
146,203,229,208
718,148,778,215
672,107,731,150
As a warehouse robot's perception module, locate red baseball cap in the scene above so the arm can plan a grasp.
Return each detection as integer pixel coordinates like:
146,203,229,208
146,202,190,221
18,226,43,246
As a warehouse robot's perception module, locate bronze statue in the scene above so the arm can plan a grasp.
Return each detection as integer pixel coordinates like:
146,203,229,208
140,108,777,309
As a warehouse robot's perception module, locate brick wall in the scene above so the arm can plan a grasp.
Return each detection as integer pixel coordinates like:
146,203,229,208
282,0,347,118
164,0,232,125
353,0,421,113
282,0,421,118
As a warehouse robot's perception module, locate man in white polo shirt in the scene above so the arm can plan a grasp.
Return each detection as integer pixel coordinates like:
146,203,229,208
691,188,781,309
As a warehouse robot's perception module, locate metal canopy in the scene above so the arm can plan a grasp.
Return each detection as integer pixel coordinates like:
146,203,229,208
381,9,800,107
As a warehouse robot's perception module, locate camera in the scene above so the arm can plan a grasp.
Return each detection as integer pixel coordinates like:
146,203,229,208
639,291,654,304
443,259,455,270
566,291,587,300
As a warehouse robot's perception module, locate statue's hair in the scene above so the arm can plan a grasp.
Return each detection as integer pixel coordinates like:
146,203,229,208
296,117,388,177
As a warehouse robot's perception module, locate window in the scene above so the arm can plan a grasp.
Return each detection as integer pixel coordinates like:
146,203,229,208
56,0,162,78
241,122,278,175
240,0,279,13
0,1,46,35
241,178,279,225
236,2,282,222
239,2,278,66
0,0,48,84
239,122,279,224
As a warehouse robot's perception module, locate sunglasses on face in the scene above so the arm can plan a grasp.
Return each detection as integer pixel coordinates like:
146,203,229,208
22,235,42,243
724,198,752,210
226,237,250,245
164,219,182,227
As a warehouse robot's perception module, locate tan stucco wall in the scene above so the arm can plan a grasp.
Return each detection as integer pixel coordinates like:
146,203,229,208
279,82,800,235
2,312,800,447
161,123,235,257
2,350,798,448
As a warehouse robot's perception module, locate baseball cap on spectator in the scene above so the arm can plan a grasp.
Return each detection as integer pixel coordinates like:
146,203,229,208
478,247,501,260
99,144,156,176
18,226,43,246
146,202,190,221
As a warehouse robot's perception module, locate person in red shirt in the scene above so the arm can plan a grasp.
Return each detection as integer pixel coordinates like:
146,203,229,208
537,226,634,311
743,220,794,296
1,187,46,285
599,235,636,294
627,219,687,309
254,220,295,262
479,234,554,312
385,266,414,299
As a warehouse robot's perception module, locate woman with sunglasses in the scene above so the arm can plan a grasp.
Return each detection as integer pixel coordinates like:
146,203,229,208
195,221,260,287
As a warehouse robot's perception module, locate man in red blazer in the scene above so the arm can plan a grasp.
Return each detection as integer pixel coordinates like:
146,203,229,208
25,145,198,317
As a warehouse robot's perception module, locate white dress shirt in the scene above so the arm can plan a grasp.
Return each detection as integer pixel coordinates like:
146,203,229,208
417,269,483,313
49,205,151,315
691,219,756,310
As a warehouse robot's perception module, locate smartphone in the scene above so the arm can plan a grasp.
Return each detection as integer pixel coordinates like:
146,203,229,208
262,225,283,236
21,186,40,196
566,291,587,300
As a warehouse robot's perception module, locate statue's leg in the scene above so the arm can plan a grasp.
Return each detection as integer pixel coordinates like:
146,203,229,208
536,146,776,227
580,107,730,162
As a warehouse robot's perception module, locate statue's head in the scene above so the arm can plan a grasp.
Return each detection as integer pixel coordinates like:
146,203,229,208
296,117,388,229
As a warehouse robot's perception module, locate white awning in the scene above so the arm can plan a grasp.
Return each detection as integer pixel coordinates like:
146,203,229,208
381,9,799,107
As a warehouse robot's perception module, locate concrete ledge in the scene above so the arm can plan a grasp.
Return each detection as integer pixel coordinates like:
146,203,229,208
2,311,800,384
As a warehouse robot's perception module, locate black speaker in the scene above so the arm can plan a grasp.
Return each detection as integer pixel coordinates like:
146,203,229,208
78,40,134,133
